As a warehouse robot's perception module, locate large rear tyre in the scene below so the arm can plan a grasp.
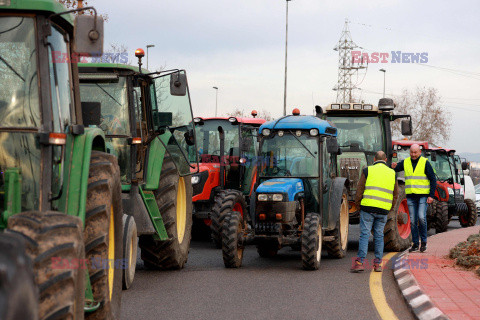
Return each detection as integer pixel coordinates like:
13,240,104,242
384,185,412,252
435,201,449,233
122,215,137,290
301,213,322,270
325,188,349,258
8,211,85,320
139,156,193,269
0,233,38,320
460,199,478,227
211,190,247,248
221,211,245,268
85,151,123,320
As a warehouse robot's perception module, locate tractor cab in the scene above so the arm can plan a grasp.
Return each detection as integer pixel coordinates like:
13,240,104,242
220,110,349,270
392,140,429,163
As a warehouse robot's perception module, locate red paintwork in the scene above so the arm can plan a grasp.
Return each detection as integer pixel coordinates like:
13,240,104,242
392,140,429,149
191,163,220,202
397,199,411,239
196,116,266,126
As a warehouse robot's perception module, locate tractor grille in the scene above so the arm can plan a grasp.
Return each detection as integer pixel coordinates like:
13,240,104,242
339,158,362,196
192,171,209,196
255,222,281,234
256,201,298,222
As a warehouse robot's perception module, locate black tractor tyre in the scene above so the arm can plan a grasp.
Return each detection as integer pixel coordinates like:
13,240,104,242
211,190,247,248
85,151,123,320
0,233,38,320
435,201,449,233
325,187,349,259
460,199,478,227
122,214,138,290
426,200,436,229
7,211,85,320
221,211,245,268
384,185,412,252
256,243,279,258
301,213,322,270
139,156,193,270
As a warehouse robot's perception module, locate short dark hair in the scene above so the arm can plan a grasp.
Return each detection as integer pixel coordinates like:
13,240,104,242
375,151,387,161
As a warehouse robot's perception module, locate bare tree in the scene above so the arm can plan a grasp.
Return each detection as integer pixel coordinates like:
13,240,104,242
57,0,108,20
225,107,273,121
391,87,451,145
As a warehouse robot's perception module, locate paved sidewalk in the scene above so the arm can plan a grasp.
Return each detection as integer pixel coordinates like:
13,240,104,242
408,226,480,320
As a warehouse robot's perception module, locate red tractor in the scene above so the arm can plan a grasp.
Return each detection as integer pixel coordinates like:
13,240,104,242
427,147,477,232
392,140,429,163
191,115,266,246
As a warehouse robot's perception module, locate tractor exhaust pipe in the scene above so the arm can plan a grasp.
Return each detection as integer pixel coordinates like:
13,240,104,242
218,126,225,189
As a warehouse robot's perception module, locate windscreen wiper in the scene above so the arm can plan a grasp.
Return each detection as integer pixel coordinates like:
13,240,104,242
0,54,25,82
288,130,315,158
95,83,122,106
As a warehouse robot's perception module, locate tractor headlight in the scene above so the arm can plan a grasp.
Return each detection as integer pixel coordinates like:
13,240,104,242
191,175,200,185
258,194,268,201
448,187,454,196
278,130,284,137
309,129,319,136
262,129,271,136
272,194,284,201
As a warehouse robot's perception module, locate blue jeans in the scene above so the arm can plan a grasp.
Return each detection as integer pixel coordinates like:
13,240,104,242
357,210,388,262
407,196,428,245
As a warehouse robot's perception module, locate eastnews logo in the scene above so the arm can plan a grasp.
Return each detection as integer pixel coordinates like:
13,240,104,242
52,257,127,270
351,51,429,64
51,51,129,64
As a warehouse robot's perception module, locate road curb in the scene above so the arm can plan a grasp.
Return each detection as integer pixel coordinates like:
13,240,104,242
392,250,449,320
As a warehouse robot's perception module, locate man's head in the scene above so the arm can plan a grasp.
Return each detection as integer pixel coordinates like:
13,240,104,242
410,144,422,160
374,151,387,162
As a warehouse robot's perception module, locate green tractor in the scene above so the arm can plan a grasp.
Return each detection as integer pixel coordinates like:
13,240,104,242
321,99,414,251
0,1,124,319
78,51,197,288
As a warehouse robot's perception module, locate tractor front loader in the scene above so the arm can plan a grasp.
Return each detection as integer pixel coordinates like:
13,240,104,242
78,51,198,289
0,1,124,319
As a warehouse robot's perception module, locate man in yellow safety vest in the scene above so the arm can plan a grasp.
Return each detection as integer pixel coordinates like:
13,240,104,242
392,144,436,253
351,151,399,273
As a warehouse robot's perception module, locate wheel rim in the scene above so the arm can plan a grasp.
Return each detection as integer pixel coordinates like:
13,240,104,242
398,199,411,239
176,177,187,243
108,205,115,301
233,202,244,218
340,194,349,250
129,232,134,270
316,223,322,261
460,214,467,224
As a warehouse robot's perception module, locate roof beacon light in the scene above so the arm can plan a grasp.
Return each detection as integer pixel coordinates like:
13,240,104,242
135,48,145,58
292,108,300,116
341,104,350,110
251,110,258,118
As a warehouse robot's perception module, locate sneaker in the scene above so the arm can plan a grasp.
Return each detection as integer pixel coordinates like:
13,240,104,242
409,244,419,252
350,258,364,273
420,242,427,253
373,262,382,272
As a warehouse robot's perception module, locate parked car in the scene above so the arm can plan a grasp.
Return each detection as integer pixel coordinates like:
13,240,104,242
475,184,480,214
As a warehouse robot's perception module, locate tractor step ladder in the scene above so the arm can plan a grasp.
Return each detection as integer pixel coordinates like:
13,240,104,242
139,188,169,241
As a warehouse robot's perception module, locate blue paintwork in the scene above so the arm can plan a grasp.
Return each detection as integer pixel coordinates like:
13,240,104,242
259,115,337,136
256,178,304,201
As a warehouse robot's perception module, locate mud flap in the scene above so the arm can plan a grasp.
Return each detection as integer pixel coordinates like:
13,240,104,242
326,177,348,231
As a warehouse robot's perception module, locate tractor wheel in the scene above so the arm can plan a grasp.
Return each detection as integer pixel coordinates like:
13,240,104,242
0,233,38,320
139,156,193,269
435,201,449,233
325,187,349,259
221,211,245,268
85,151,123,320
384,185,412,252
8,211,85,320
426,200,436,229
211,190,247,248
460,199,478,227
122,214,137,290
256,243,279,258
301,213,322,270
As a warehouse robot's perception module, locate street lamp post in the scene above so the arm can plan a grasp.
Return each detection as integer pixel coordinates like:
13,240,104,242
379,69,386,98
213,86,219,117
146,44,155,70
283,0,292,116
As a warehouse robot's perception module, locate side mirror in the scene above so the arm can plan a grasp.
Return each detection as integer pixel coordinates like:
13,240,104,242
81,102,101,126
153,111,173,129
170,72,187,96
430,152,437,162
315,105,323,117
184,129,195,146
401,119,413,136
326,138,341,155
462,162,468,171
73,15,104,56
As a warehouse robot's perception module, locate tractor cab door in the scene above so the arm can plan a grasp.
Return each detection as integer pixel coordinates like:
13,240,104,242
454,155,465,190
239,125,259,197
151,71,197,176
321,137,334,222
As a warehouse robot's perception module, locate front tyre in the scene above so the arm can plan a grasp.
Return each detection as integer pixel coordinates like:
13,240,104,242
301,213,322,270
221,211,245,268
435,201,449,233
211,190,247,248
122,214,138,290
460,199,477,227
384,185,412,252
325,188,349,258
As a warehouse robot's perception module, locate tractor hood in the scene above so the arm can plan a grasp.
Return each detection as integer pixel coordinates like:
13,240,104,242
256,178,304,202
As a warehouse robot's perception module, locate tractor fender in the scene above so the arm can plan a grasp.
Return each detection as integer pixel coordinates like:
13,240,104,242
326,177,348,231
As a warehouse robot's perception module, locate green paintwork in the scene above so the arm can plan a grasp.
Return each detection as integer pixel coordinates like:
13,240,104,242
1,168,21,228
78,63,150,74
0,0,74,25
138,187,168,240
143,133,170,190
121,184,131,192
83,270,100,312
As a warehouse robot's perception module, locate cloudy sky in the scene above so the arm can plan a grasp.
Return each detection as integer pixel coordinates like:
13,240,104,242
91,0,480,153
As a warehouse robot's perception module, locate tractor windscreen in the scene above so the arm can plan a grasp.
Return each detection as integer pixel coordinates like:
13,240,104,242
259,133,319,178
0,16,41,211
429,153,453,182
195,120,239,163
326,116,383,154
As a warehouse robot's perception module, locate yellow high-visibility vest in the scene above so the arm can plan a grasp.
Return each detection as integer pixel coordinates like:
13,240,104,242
404,157,430,195
361,163,396,211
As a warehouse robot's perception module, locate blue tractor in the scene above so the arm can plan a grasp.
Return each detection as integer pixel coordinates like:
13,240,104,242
221,110,349,270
